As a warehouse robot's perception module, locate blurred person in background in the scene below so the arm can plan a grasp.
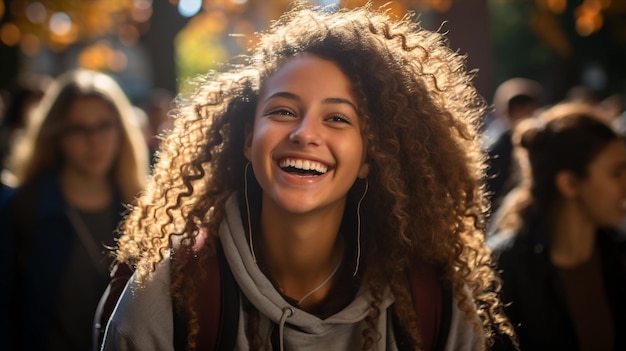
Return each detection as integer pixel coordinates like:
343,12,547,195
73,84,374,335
489,102,626,351
140,88,173,166
484,77,543,216
0,73,53,197
0,69,148,351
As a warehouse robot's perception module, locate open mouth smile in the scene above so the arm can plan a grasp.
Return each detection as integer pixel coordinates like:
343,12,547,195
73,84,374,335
278,157,329,176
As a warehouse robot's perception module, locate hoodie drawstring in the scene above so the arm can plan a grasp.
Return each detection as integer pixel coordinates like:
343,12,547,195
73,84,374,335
278,307,294,351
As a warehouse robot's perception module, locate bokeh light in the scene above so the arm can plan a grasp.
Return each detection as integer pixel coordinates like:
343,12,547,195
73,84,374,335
178,0,202,17
26,2,47,24
49,12,72,36
2,0,620,59
1,23,21,46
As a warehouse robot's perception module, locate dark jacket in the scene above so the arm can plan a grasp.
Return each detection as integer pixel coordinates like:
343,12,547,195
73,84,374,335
486,130,515,211
0,173,123,351
489,224,626,351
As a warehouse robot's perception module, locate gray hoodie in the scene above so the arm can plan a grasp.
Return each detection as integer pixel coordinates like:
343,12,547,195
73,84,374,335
101,195,483,351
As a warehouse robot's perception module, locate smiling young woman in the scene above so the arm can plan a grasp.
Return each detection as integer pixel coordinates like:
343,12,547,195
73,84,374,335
99,3,515,351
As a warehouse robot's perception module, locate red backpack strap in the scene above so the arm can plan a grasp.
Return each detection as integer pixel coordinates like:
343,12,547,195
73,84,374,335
406,259,452,351
174,237,240,351
191,246,222,349
94,262,134,349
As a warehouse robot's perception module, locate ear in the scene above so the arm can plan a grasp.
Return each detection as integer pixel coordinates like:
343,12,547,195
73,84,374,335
358,162,370,179
243,124,253,161
555,170,579,199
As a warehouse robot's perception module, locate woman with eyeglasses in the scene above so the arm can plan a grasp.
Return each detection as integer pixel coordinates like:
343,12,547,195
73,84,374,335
0,69,148,351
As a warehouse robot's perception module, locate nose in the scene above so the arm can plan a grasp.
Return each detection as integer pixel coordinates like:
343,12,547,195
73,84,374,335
85,127,107,144
289,114,322,146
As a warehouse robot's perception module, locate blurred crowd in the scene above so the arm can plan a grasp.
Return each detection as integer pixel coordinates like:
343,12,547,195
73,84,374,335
483,78,626,350
0,68,625,350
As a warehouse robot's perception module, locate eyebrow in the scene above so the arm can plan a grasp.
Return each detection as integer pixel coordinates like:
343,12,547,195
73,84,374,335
264,92,358,112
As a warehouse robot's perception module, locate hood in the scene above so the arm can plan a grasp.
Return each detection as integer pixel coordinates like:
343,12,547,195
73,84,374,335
218,194,394,336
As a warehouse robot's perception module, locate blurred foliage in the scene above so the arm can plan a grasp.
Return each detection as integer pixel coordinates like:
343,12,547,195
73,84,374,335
2,0,622,55
175,11,229,81
1,0,625,97
489,0,556,86
1,0,149,53
172,0,424,80
489,0,626,99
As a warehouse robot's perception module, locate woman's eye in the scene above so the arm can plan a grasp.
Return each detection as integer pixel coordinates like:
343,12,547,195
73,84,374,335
327,114,351,124
266,108,295,117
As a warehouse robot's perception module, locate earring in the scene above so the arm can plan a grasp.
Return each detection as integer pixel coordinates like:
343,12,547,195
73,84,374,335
244,162,257,264
353,178,368,277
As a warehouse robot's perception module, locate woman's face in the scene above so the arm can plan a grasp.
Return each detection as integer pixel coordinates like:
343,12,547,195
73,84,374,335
59,96,122,178
575,139,626,228
245,55,369,216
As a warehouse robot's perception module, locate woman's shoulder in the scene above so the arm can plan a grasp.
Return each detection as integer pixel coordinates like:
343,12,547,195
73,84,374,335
0,172,62,207
0,176,44,225
102,259,174,351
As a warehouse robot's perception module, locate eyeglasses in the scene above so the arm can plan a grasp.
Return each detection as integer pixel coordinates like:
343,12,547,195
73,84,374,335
62,120,119,140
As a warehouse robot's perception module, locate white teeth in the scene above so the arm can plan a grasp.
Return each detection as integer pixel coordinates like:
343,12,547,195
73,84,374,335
279,158,328,173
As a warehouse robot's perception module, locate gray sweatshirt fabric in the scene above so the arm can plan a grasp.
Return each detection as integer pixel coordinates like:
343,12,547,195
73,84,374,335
101,195,484,351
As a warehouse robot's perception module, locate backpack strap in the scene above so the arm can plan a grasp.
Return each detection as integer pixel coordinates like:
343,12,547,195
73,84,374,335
404,259,452,351
94,262,134,349
434,282,452,351
173,241,240,351
215,244,240,349
95,236,241,351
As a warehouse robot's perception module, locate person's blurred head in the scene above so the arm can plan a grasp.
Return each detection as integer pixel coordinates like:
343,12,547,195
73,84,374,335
0,73,53,172
142,88,173,137
11,69,148,202
58,95,123,178
514,102,626,228
493,77,542,123
2,73,53,129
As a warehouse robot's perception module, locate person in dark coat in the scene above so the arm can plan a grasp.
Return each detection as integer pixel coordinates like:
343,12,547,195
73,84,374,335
0,69,148,351
489,102,626,351
485,78,542,214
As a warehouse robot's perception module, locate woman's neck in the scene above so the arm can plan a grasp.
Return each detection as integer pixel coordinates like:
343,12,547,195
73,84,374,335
549,203,597,268
59,168,113,211
258,197,345,307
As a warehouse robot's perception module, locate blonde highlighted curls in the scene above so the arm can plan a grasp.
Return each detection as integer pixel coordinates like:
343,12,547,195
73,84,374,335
115,3,515,349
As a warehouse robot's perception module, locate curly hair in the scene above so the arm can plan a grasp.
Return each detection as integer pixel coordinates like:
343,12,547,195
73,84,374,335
116,3,514,349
